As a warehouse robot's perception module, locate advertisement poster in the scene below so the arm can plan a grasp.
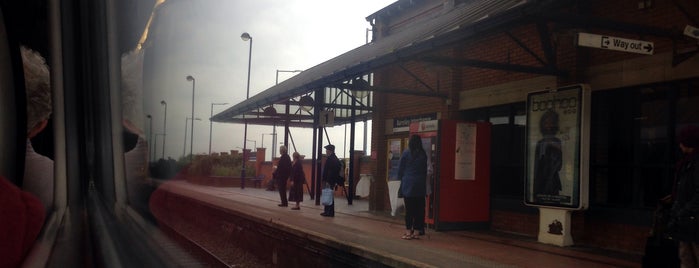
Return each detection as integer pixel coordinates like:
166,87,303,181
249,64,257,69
455,123,476,180
525,86,583,208
387,139,403,181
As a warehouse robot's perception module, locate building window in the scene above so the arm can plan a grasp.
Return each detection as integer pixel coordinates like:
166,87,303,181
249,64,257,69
590,80,699,209
462,103,526,199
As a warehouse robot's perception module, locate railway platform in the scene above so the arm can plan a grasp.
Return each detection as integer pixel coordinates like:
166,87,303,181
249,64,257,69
150,179,643,268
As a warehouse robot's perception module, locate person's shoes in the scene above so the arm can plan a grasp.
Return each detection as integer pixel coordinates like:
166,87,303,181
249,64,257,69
278,204,288,207
418,230,425,236
320,213,334,217
291,207,300,210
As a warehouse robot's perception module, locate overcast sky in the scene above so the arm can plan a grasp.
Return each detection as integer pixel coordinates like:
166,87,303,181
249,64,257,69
141,0,394,161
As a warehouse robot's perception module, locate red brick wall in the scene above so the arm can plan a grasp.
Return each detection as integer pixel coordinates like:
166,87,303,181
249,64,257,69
492,210,648,254
261,158,314,192
490,210,539,237
576,217,648,254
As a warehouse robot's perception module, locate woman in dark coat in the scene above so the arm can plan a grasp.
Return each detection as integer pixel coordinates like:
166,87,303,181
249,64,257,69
289,152,305,210
397,135,427,240
670,125,699,267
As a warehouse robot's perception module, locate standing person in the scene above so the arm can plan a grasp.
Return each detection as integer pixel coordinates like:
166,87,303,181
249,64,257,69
321,144,340,217
289,152,305,210
275,146,292,207
397,135,427,240
669,125,699,267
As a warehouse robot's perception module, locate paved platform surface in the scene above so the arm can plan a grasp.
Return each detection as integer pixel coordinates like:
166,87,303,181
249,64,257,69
156,180,643,268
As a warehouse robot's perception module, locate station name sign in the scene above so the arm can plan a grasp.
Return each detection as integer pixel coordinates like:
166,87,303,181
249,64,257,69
577,32,654,55
393,113,437,133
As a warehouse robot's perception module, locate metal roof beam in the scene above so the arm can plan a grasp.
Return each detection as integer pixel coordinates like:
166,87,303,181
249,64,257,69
419,56,568,77
505,31,547,67
331,83,447,98
373,86,448,98
534,12,679,38
536,21,557,67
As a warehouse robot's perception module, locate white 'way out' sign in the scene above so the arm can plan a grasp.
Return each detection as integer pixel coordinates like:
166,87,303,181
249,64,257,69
577,32,654,55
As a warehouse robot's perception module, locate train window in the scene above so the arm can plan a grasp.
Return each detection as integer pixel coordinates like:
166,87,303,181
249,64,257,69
1,1,391,266
0,1,186,266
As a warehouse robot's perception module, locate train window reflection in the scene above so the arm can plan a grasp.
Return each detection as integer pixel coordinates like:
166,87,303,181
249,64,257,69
122,49,154,217
22,46,54,214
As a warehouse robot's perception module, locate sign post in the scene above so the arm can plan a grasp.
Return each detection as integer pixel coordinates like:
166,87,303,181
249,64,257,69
577,32,654,55
319,110,334,126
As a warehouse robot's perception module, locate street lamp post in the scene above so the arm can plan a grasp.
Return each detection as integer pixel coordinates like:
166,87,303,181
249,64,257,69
160,100,167,159
209,102,228,155
186,75,196,161
241,32,253,189
183,117,202,159
154,133,165,160
146,114,153,162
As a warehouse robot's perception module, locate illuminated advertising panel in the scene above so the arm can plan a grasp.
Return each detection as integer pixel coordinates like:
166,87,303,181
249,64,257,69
525,85,590,209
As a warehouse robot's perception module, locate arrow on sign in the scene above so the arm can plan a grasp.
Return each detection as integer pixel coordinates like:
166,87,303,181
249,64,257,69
643,43,653,53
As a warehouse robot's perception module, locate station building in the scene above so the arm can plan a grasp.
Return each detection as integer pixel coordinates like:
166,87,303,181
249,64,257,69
213,0,699,254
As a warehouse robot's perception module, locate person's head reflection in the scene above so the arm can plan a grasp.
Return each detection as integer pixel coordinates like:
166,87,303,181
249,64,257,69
22,46,54,212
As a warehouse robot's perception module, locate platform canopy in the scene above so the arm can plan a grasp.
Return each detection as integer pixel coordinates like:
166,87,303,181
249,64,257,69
211,0,678,127
211,0,553,127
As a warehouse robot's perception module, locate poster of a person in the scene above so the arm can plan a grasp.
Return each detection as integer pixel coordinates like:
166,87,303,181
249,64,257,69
526,87,582,207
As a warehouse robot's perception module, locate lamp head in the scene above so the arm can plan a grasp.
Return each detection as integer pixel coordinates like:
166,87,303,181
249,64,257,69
147,114,152,119
263,106,277,116
241,32,251,41
161,100,166,105
186,75,194,81
299,95,314,112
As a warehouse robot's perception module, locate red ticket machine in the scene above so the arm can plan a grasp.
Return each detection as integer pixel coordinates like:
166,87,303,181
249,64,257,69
411,120,491,230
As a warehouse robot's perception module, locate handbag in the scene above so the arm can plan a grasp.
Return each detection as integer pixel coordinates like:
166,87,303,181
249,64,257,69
321,187,334,206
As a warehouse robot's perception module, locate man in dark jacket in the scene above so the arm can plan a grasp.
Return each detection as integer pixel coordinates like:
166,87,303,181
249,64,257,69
670,125,699,267
275,146,292,207
321,144,340,217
